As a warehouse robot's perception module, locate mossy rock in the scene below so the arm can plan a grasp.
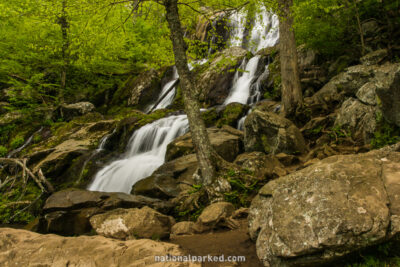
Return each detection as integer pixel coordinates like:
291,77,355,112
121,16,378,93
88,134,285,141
216,103,250,128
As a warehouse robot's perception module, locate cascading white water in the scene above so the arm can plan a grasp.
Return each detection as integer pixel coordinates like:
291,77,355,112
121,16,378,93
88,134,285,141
224,55,261,105
145,67,179,113
88,115,189,193
228,10,247,47
248,7,280,53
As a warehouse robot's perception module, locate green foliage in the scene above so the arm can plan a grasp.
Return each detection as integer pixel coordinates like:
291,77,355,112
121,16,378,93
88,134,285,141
328,124,351,143
0,180,42,224
0,146,8,157
10,136,24,150
223,169,260,208
371,113,400,149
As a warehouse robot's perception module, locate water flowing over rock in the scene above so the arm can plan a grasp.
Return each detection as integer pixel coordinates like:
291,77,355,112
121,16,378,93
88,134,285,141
112,69,161,109
247,7,279,53
0,228,200,267
145,66,179,112
132,153,198,199
248,149,400,266
228,7,279,53
88,115,189,193
224,55,262,105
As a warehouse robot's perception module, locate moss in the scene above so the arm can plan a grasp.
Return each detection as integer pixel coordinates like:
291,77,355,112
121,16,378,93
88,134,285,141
0,146,7,157
371,113,400,149
216,103,248,128
202,108,219,127
0,180,43,224
222,169,261,208
10,136,24,150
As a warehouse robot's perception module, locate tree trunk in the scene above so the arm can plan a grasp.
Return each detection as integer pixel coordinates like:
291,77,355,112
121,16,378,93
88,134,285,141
278,0,302,117
163,0,218,186
59,0,69,103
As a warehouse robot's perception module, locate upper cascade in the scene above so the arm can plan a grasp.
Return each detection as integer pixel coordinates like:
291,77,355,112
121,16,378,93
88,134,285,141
228,6,279,53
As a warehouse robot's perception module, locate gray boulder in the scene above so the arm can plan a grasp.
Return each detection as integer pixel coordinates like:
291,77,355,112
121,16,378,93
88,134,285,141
166,125,243,162
375,63,400,127
90,206,175,240
58,102,95,121
244,109,307,155
40,189,171,235
249,149,400,266
334,98,378,144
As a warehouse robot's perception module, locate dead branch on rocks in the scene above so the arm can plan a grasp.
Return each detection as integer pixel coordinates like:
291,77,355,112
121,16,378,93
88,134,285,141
0,158,54,193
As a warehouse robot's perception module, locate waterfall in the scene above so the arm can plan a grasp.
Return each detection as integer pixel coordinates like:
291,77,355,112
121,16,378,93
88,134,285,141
224,55,261,105
145,67,179,113
248,7,280,53
88,115,189,193
228,10,247,47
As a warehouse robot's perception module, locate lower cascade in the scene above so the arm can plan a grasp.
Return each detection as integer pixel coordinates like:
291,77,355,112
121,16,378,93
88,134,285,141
88,115,189,193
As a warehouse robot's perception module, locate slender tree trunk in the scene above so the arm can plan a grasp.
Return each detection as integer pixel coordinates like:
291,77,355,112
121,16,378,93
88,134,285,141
58,0,69,103
277,0,302,117
163,0,218,186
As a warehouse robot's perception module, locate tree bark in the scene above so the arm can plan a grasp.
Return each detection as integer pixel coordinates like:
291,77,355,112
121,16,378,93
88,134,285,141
58,0,69,103
278,0,302,117
163,0,218,186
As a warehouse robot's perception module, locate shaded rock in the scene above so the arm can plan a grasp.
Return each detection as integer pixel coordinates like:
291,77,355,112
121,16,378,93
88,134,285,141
166,125,243,162
374,63,400,127
244,109,307,155
197,202,237,231
334,98,378,144
360,49,388,66
0,228,200,267
57,102,95,122
249,150,400,266
90,207,175,240
171,221,200,236
197,47,249,106
40,189,172,235
31,119,117,180
308,64,375,109
216,102,250,128
356,82,377,105
132,154,198,199
111,69,161,109
234,152,286,180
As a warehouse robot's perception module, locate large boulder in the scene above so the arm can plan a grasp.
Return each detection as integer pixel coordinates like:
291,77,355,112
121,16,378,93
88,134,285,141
31,119,117,180
197,202,237,231
248,149,400,266
307,64,375,109
0,228,200,267
234,152,287,180
244,109,307,155
375,63,400,127
111,68,161,109
334,98,378,144
196,47,249,106
132,154,197,199
90,207,175,240
57,102,95,121
40,189,171,235
166,125,243,162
